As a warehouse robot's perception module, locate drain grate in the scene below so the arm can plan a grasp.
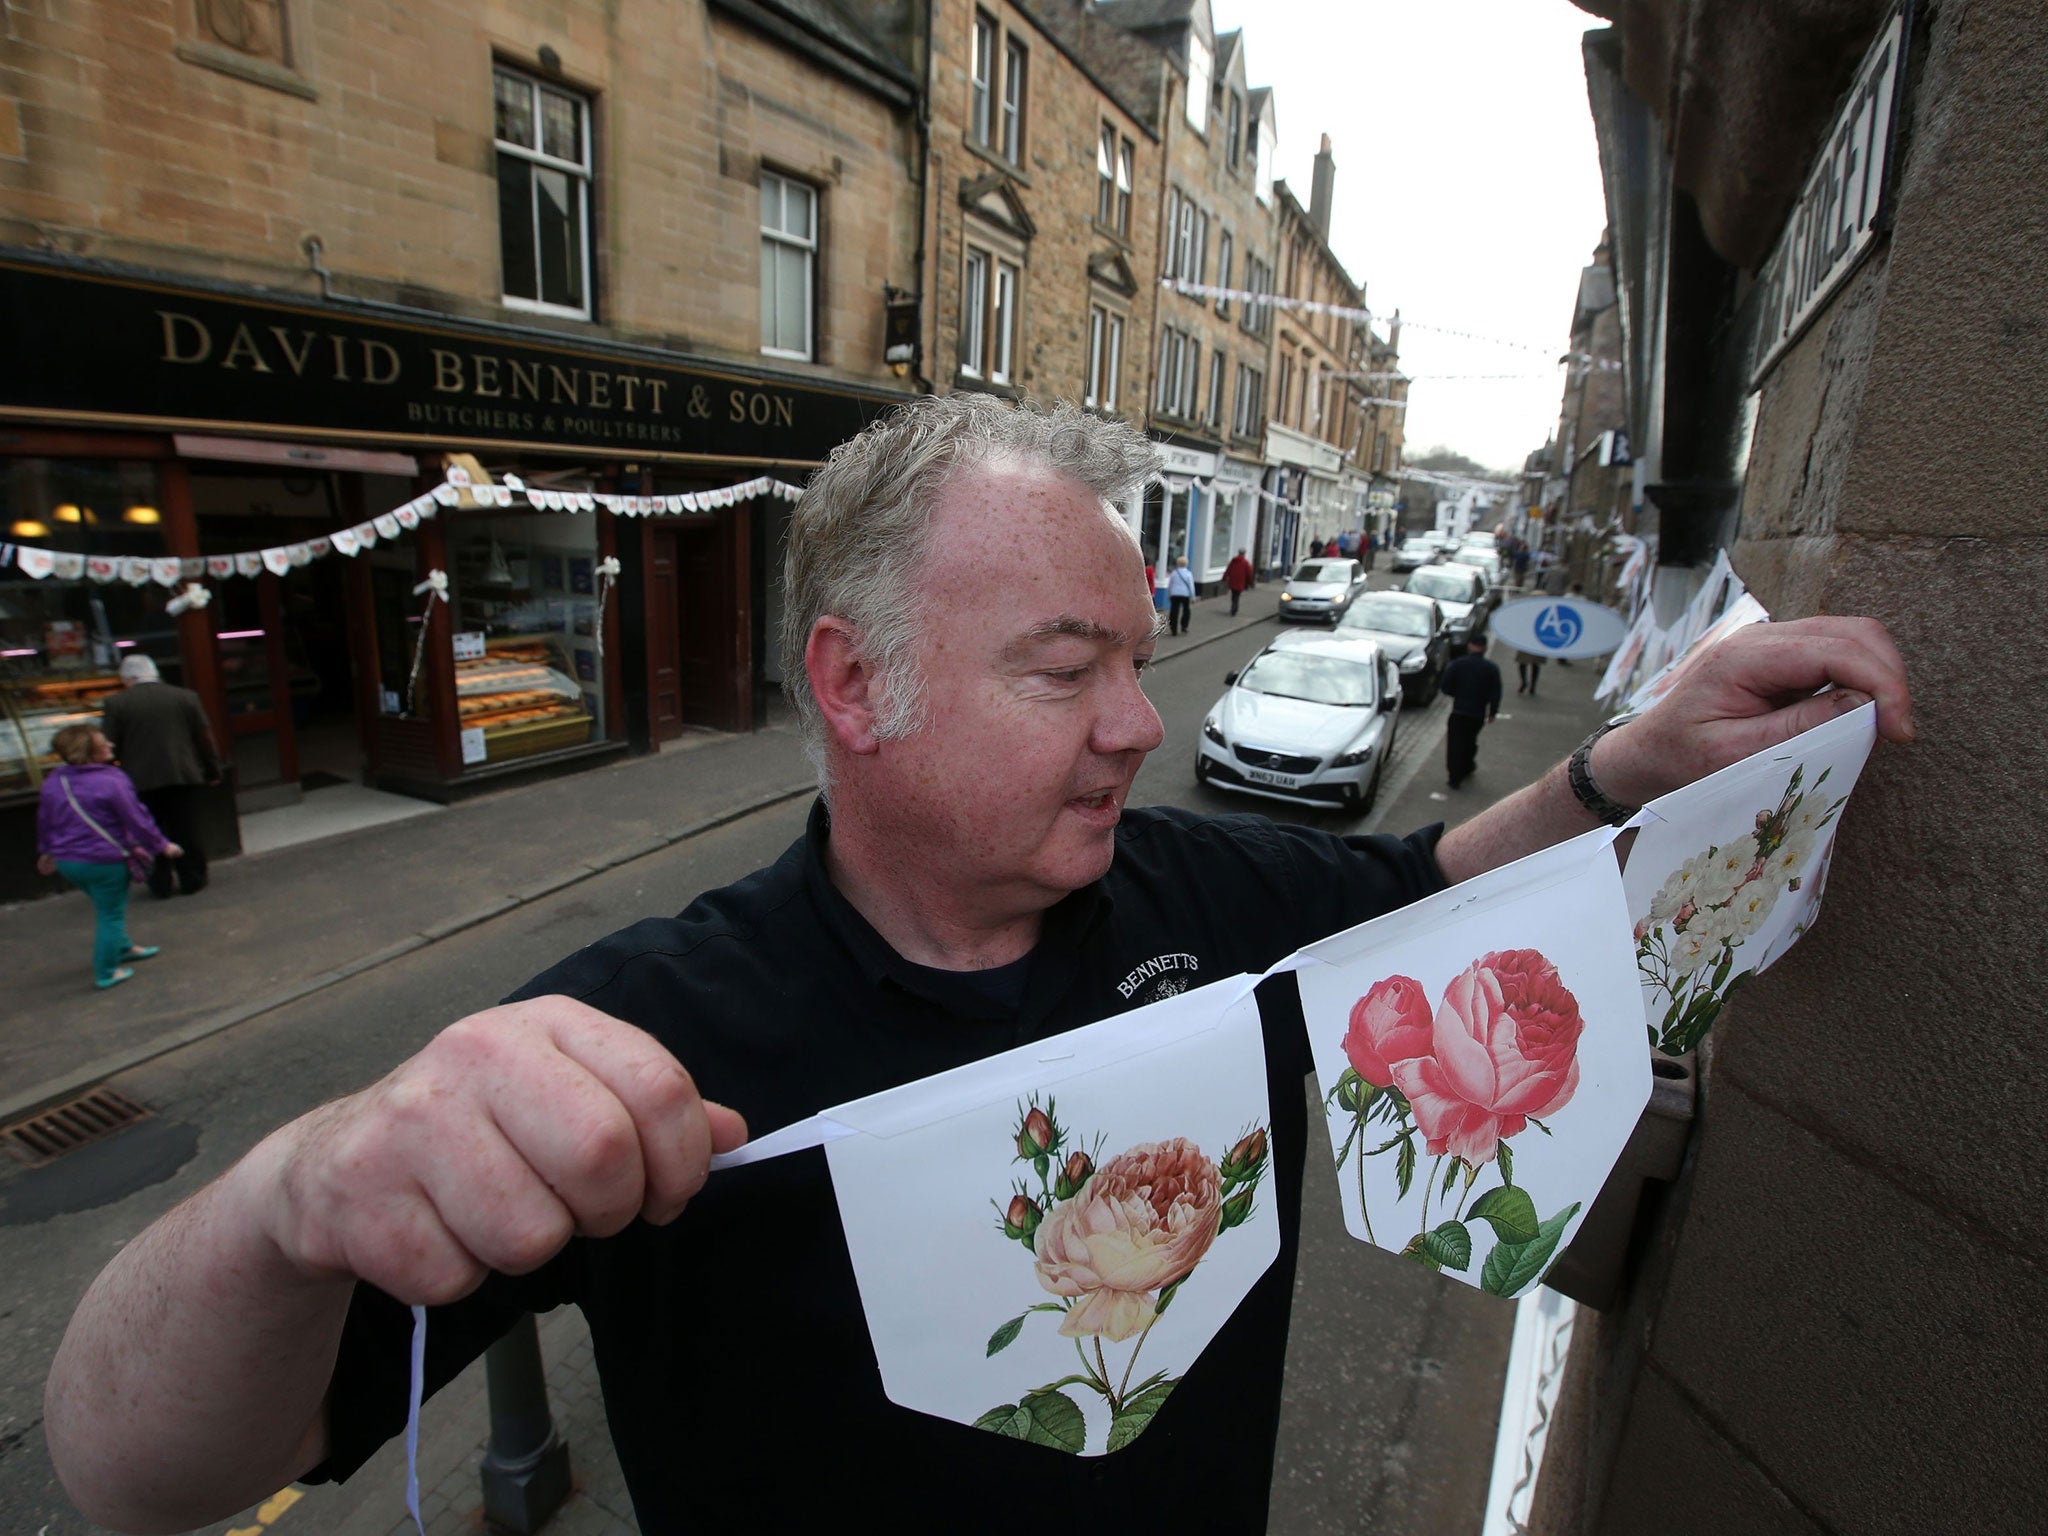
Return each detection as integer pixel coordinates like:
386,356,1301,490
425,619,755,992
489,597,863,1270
2,1087,152,1167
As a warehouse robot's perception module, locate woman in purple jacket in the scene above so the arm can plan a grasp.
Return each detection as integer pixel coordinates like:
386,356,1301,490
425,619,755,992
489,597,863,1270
35,723,180,989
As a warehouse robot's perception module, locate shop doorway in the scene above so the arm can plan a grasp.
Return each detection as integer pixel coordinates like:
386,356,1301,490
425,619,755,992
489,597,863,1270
642,514,748,735
191,468,414,811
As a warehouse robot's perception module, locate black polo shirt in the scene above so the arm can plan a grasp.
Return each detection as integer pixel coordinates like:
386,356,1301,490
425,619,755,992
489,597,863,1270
315,802,1445,1532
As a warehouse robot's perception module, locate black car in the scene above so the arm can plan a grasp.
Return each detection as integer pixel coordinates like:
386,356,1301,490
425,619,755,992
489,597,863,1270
1324,590,1451,705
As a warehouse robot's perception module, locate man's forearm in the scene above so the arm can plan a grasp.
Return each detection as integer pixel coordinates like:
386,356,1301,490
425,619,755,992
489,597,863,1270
45,1133,347,1533
1434,757,1605,886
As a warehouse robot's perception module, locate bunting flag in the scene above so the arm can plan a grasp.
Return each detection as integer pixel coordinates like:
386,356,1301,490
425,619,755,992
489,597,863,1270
2,472,806,586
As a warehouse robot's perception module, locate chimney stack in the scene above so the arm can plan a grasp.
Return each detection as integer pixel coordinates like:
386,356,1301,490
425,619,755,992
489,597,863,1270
1310,133,1335,237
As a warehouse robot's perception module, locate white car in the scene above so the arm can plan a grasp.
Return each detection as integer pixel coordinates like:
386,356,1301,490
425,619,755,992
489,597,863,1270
1196,636,1402,812
1278,557,1367,623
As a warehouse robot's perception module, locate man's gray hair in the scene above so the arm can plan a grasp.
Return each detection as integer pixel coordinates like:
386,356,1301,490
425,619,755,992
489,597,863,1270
119,654,160,684
779,394,1157,780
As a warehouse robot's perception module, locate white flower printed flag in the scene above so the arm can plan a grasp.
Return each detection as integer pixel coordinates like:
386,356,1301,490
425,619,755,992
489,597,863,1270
236,553,265,579
352,521,379,549
1297,829,1650,1299
261,547,292,577
14,546,54,579
151,558,184,587
330,529,360,558
181,558,205,579
121,557,152,585
432,484,460,507
1622,702,1878,1056
373,513,402,540
52,552,85,580
287,543,314,567
822,977,1280,1456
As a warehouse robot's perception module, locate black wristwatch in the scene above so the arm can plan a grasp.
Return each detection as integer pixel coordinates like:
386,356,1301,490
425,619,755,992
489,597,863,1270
1568,716,1642,826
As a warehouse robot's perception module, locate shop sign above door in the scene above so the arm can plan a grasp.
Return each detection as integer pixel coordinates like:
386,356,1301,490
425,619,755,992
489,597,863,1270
0,258,905,463
1751,4,1908,389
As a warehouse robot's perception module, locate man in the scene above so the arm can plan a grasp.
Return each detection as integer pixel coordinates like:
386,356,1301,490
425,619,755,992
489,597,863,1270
1223,546,1254,617
100,653,223,897
1439,635,1504,789
1167,553,1196,635
44,398,1912,1535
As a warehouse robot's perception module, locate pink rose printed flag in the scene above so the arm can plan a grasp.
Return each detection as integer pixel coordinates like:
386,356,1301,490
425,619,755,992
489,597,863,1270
207,555,236,580
1621,701,1877,1056
395,504,421,530
261,547,292,577
330,528,360,558
87,555,119,582
352,521,380,549
15,546,55,579
373,513,402,540
151,558,183,587
1297,830,1649,1299
820,979,1279,1455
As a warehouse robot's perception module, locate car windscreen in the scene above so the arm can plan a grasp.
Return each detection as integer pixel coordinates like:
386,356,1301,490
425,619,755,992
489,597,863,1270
1340,599,1431,637
1407,569,1476,602
1451,552,1497,571
1291,562,1349,583
1237,651,1377,707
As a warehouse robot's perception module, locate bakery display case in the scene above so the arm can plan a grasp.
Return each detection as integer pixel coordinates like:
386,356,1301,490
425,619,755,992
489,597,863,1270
454,635,593,762
0,672,123,793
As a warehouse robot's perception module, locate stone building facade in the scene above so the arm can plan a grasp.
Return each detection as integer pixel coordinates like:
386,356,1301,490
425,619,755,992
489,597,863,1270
0,0,920,889
1266,157,1369,561
921,0,1163,439
1526,3,2048,1531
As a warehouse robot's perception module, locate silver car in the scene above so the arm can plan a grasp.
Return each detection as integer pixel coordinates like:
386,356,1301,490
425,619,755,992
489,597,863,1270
1277,557,1366,623
1403,562,1490,649
1196,637,1401,812
1271,589,1449,707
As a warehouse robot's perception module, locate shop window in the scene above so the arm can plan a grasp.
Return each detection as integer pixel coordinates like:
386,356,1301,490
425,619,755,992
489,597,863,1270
494,63,593,319
1001,36,1027,164
1184,34,1211,134
1097,124,1117,227
971,12,995,148
1116,139,1134,236
1085,304,1123,411
958,245,1018,384
0,459,175,794
445,511,606,762
760,171,817,361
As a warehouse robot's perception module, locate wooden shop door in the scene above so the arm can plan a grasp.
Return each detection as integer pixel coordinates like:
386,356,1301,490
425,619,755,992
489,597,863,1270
675,521,729,730
642,528,683,742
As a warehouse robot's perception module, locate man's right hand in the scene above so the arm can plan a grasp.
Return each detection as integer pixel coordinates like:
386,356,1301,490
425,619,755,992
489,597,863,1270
252,996,748,1305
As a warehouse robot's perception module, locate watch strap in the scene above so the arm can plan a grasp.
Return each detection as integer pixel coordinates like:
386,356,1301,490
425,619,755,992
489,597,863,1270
1568,719,1642,827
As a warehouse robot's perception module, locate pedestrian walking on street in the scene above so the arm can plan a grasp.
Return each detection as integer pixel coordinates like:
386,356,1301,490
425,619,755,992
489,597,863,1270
1438,636,1503,789
1514,648,1547,695
1223,548,1253,616
1167,555,1196,635
100,653,222,898
33,724,177,989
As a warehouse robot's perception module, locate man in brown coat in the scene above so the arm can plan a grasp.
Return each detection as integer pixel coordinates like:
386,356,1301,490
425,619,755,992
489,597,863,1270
100,654,222,897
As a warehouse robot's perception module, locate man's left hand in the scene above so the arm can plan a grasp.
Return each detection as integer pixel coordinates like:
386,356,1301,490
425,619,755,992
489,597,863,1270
1592,616,1913,807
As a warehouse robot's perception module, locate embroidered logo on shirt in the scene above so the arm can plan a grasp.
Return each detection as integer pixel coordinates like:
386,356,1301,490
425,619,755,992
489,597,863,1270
1117,951,1201,1002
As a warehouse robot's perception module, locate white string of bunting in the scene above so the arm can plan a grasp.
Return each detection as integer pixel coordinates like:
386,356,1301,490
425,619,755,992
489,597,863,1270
1158,279,1624,370
0,471,807,589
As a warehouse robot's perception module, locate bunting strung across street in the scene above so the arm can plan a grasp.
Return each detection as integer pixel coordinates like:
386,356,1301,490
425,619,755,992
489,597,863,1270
0,472,806,586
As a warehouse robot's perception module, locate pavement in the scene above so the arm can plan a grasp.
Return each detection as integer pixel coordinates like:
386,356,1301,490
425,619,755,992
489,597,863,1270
0,580,1616,1536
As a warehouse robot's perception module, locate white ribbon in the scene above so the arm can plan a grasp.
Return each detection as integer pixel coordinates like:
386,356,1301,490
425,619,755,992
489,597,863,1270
404,569,449,717
165,583,213,617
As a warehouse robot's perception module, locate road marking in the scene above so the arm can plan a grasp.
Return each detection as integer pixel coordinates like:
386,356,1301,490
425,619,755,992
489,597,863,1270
225,1485,303,1536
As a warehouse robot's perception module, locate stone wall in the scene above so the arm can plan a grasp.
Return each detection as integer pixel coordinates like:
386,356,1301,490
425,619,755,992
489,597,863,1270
0,0,918,384
924,0,1159,425
1536,1,2048,1528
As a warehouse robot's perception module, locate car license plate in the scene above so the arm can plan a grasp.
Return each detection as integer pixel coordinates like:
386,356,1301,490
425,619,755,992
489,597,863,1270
1245,768,1298,787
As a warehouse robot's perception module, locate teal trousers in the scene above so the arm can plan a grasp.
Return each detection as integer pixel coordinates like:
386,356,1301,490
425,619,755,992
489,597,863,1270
57,859,133,983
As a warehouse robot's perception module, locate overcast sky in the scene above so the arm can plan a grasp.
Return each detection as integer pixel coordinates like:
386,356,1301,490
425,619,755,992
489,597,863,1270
1208,0,1610,474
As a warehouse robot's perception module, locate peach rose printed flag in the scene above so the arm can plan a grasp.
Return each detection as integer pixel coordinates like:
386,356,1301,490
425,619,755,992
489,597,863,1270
1296,829,1650,1299
819,977,1280,1456
1621,700,1878,1055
